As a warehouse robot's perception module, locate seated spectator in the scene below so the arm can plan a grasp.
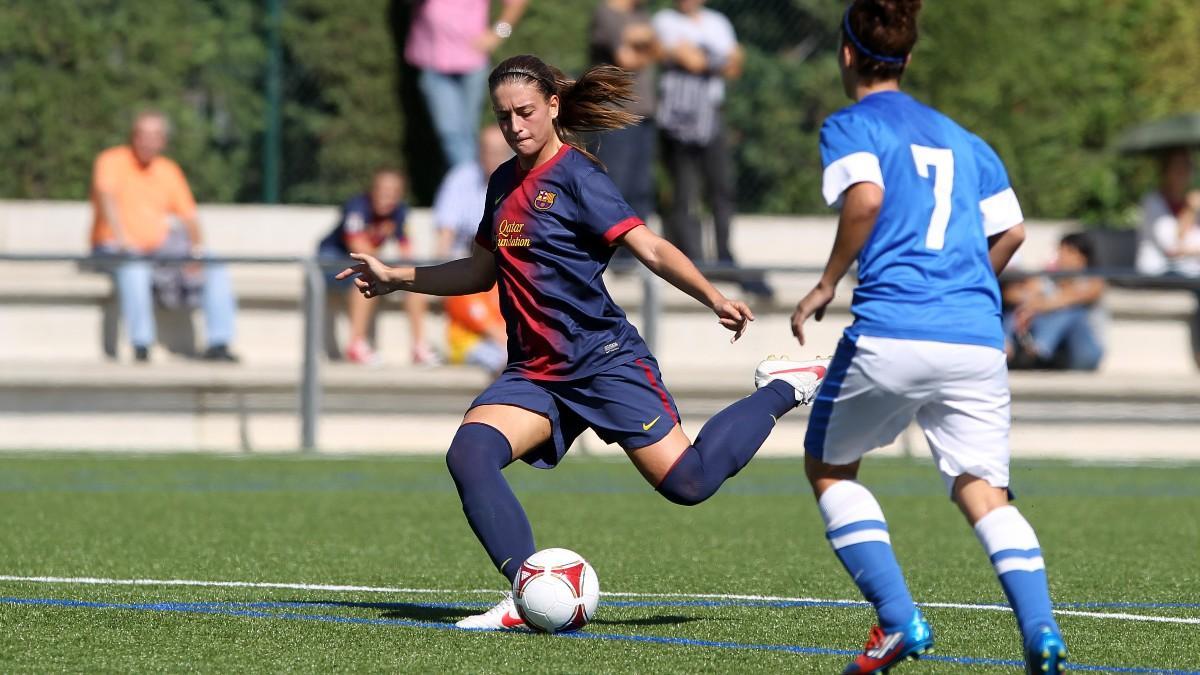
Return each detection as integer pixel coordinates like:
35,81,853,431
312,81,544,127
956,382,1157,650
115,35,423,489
444,290,507,375
1136,147,1200,368
318,169,435,366
1004,233,1106,371
431,126,511,373
90,110,239,363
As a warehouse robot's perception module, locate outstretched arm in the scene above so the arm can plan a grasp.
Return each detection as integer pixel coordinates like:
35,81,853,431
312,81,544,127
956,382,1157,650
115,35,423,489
620,225,754,342
792,182,882,345
335,243,496,298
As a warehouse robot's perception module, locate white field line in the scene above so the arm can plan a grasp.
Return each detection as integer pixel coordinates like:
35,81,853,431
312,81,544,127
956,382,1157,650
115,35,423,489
0,575,1197,626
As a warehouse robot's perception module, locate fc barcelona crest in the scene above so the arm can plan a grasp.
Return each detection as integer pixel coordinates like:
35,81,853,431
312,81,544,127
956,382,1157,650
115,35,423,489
533,189,557,211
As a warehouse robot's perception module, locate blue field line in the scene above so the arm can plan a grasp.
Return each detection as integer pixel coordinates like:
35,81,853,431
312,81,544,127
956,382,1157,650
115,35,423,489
192,597,1200,613
2,596,1194,674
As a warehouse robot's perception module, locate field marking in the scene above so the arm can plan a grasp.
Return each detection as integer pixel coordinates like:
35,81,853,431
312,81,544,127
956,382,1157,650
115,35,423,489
1,595,1194,675
1,574,1197,626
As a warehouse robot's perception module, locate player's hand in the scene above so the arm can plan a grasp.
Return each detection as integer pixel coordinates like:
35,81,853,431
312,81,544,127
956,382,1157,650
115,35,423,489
335,252,395,299
791,284,834,346
713,297,754,343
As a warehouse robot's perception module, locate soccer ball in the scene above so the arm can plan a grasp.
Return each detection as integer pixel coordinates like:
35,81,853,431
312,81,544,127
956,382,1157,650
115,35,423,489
512,548,600,633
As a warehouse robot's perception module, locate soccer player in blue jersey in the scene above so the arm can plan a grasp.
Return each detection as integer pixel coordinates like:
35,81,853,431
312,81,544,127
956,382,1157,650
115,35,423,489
779,1,1067,672
338,54,828,630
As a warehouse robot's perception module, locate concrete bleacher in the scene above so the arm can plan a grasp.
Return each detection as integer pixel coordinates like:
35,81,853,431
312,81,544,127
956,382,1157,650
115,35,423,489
0,200,1197,458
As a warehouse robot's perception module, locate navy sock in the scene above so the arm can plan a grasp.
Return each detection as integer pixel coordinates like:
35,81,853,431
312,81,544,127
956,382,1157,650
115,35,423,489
445,423,535,582
656,380,795,505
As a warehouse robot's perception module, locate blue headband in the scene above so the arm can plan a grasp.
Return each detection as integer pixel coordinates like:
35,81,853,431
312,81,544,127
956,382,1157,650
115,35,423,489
843,9,908,65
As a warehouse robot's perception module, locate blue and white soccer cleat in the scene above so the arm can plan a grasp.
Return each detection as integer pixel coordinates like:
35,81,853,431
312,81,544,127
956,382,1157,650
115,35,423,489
754,355,830,405
842,609,934,674
1024,626,1068,674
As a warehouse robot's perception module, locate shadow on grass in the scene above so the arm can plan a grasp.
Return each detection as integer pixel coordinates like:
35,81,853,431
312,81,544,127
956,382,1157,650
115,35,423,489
281,600,705,628
283,599,475,623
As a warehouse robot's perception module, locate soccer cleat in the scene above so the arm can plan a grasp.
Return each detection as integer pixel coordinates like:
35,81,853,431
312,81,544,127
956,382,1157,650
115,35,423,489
1024,626,1068,674
454,592,529,631
754,355,830,405
843,609,934,674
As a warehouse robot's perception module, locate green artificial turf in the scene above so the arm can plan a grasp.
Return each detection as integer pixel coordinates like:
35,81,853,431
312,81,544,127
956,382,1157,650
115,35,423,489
0,453,1196,673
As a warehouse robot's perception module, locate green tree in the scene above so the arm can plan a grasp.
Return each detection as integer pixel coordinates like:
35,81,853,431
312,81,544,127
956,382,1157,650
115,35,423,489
0,0,263,202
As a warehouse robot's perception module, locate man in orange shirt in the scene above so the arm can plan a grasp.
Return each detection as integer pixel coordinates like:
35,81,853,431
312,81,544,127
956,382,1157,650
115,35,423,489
91,110,238,362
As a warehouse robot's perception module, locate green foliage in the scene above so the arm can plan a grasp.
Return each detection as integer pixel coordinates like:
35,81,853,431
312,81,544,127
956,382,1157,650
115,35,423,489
0,0,263,202
0,0,1198,217
281,0,404,203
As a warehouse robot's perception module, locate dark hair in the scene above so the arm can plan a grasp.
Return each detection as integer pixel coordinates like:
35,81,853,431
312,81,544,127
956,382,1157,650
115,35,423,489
842,0,922,83
1059,232,1095,267
488,54,640,164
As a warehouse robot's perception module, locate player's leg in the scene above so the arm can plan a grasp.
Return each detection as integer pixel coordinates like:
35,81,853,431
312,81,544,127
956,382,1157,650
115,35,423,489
806,337,932,673
447,396,554,631
918,342,1065,671
590,357,811,504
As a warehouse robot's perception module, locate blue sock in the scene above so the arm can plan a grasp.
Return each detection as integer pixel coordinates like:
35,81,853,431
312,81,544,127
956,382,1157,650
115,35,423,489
656,380,795,505
819,480,916,633
974,505,1059,644
445,423,535,583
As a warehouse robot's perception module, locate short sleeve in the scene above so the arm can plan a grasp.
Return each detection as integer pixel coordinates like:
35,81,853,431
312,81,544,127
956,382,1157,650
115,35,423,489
578,170,643,244
819,111,884,207
970,135,1023,236
652,11,679,48
168,162,197,219
705,11,737,58
341,199,370,240
92,151,118,194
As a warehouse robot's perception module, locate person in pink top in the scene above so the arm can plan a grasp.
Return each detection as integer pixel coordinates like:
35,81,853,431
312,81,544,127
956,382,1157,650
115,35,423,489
405,0,529,168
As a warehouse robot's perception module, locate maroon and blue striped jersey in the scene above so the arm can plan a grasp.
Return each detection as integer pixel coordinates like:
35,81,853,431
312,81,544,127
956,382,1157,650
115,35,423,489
474,144,650,380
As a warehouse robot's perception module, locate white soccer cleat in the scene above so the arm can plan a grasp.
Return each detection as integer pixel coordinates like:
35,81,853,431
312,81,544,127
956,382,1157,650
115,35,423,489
754,355,831,406
454,592,529,631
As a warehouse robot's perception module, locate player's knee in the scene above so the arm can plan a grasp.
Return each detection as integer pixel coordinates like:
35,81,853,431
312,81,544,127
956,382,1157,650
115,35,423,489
655,448,711,506
445,422,511,481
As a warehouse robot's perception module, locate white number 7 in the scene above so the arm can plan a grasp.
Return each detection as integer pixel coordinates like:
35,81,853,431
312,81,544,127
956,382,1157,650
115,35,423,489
910,145,954,250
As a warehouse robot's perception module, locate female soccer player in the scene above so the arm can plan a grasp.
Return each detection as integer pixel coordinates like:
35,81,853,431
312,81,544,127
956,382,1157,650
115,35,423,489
338,54,827,630
785,1,1066,672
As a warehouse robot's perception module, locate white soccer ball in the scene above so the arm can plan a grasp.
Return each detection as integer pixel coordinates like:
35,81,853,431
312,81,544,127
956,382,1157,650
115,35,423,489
512,547,600,633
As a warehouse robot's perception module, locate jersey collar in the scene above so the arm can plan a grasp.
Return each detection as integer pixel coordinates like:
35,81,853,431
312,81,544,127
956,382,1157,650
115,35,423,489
516,143,570,182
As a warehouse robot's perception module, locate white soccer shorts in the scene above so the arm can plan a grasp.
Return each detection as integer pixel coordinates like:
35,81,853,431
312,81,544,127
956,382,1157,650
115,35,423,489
804,334,1011,494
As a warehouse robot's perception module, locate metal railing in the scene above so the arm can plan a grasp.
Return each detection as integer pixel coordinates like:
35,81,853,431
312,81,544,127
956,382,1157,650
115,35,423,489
2,252,1197,451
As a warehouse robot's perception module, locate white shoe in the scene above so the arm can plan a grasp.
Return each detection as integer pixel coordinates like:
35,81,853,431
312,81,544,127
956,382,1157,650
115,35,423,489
454,592,528,631
754,355,831,406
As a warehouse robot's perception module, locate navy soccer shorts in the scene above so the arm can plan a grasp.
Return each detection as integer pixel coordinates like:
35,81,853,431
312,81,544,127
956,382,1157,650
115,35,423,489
469,356,681,468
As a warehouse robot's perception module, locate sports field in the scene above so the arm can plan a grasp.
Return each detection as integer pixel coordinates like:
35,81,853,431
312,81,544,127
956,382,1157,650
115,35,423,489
0,453,1196,673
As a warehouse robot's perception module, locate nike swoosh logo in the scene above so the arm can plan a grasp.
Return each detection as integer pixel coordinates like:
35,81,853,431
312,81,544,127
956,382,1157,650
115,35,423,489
642,416,661,431
500,612,526,629
769,365,827,379
494,195,504,206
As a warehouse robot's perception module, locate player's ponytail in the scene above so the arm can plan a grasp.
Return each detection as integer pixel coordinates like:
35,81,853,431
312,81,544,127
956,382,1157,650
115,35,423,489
489,55,640,165
844,0,922,83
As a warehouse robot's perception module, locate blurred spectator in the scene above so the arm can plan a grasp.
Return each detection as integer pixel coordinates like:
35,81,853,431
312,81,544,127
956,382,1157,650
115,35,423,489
90,110,238,363
432,126,510,374
1135,148,1200,368
405,0,529,169
653,0,771,299
318,169,435,366
589,0,659,221
433,126,512,259
1004,233,1106,371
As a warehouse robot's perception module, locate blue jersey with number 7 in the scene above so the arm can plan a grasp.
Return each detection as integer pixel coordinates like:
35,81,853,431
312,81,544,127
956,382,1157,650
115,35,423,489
819,91,1023,351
